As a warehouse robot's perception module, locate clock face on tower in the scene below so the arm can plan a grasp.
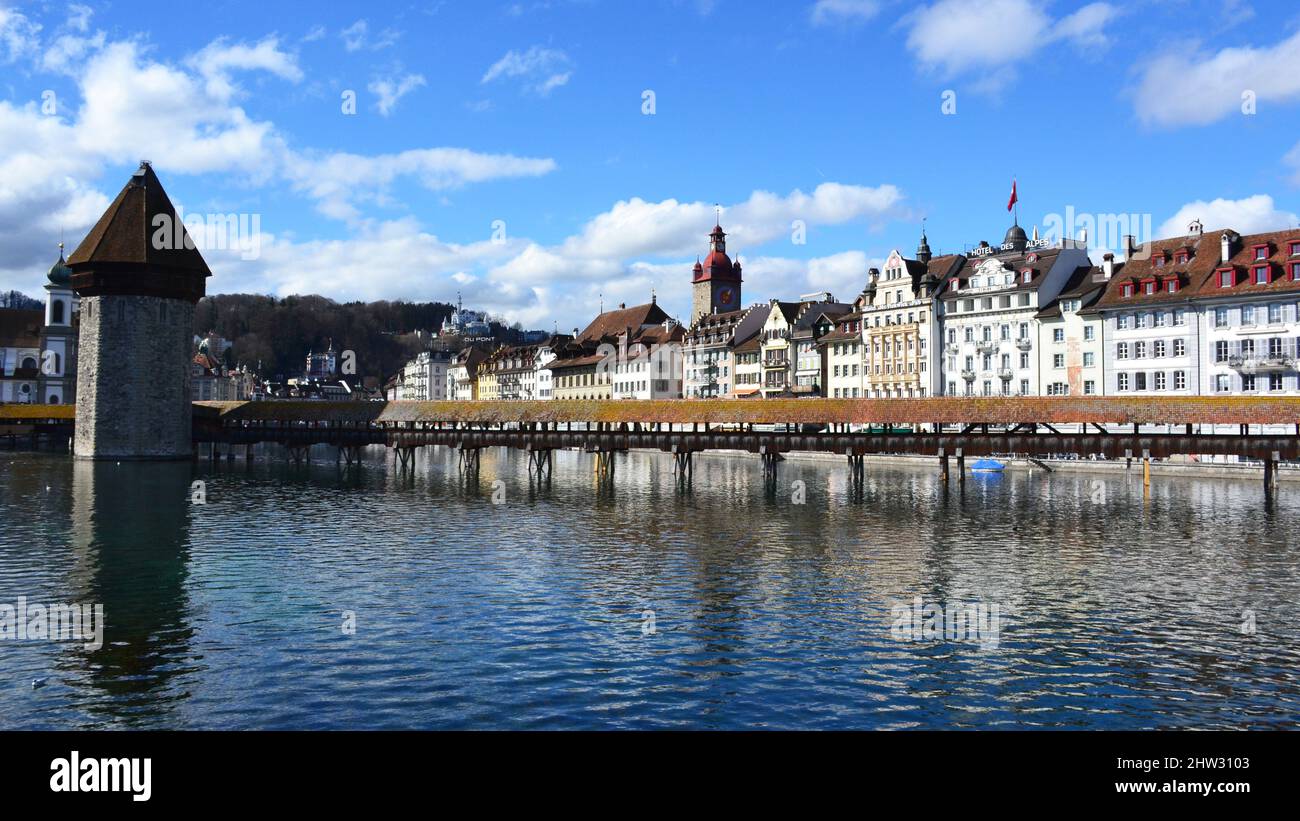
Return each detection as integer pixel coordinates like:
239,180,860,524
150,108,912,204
715,285,736,310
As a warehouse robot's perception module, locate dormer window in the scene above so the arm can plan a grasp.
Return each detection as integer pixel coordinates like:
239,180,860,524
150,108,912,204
1218,268,1235,288
1121,283,1134,298
1175,251,1189,265
1166,278,1180,293
1142,278,1157,295
1292,262,1300,281
1289,242,1300,257
1254,264,1271,285
1153,255,1166,268
1254,244,1270,261
1021,269,1032,283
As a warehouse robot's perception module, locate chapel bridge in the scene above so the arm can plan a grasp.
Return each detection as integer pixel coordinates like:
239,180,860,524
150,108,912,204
180,397,1300,489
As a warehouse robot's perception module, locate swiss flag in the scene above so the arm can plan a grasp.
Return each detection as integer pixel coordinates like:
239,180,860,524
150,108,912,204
1006,179,1018,212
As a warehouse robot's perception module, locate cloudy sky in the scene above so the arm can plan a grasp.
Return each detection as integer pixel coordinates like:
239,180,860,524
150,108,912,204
2,0,1298,329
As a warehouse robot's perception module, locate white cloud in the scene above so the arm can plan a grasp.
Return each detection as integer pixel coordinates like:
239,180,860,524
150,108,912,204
187,37,304,99
809,0,880,26
1133,29,1300,128
369,73,426,116
282,148,557,221
0,6,41,62
904,0,1116,87
1287,142,1300,184
66,4,93,33
339,19,398,53
1157,195,1299,240
482,46,573,96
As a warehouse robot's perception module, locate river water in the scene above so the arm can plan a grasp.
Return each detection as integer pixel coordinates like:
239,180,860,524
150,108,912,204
1,446,1297,729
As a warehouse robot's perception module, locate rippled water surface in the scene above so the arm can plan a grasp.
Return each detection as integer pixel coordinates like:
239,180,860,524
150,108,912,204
1,445,1298,729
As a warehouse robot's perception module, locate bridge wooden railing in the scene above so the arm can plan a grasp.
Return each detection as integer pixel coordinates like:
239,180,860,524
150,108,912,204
193,397,1300,426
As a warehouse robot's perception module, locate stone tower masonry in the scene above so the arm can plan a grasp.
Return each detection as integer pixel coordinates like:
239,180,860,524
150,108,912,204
67,163,212,460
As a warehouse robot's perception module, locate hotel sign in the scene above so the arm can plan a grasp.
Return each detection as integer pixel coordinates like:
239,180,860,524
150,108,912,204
969,238,1051,257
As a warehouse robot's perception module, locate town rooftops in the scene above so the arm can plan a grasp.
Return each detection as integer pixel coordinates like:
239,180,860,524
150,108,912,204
1092,229,1221,310
1037,265,1107,319
67,162,211,302
575,300,669,343
1187,227,1300,300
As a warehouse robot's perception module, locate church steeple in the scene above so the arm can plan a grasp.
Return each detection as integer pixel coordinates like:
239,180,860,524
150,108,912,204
916,223,932,265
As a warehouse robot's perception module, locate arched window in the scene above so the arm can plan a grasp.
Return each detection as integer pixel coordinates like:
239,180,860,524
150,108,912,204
49,395,61,404
52,300,64,324
20,356,37,371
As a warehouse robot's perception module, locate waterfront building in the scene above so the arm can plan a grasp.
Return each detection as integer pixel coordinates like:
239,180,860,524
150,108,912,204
447,346,488,401
476,347,503,400
938,223,1090,397
820,311,864,398
682,304,765,398
1191,227,1300,396
791,302,853,396
398,349,452,401
758,296,845,397
39,247,79,405
858,234,964,398
759,301,802,397
549,344,609,400
732,334,763,398
533,334,571,400
549,300,671,401
489,345,541,400
612,318,685,400
690,222,743,326
1037,263,1108,396
68,162,210,459
1090,225,1216,396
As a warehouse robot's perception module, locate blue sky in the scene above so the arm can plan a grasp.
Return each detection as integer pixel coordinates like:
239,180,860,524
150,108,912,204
2,0,1299,329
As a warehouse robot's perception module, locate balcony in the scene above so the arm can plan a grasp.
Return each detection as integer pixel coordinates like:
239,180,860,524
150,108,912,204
975,341,998,354
961,369,976,381
1016,338,1033,351
945,343,959,355
997,368,1014,380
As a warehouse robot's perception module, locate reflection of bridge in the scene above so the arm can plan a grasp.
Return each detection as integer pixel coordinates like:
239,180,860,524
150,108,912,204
9,398,1300,490
183,398,1300,491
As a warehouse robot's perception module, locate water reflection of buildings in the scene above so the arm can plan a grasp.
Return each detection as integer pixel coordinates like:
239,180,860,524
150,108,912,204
66,460,194,723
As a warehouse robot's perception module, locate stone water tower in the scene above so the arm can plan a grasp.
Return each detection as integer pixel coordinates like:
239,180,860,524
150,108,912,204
68,162,211,459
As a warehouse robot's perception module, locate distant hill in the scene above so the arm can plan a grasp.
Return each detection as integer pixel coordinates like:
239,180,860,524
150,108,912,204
192,294,542,381
0,290,41,311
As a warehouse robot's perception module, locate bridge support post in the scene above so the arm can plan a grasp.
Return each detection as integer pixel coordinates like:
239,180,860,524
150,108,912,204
593,450,615,483
939,447,949,483
1142,449,1151,493
245,444,253,462
847,452,865,491
458,447,481,475
527,448,553,481
672,447,693,484
1125,448,1133,473
760,447,780,486
955,448,965,485
1265,451,1279,495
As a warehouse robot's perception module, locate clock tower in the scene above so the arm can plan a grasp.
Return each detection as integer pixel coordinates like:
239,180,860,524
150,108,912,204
691,222,743,325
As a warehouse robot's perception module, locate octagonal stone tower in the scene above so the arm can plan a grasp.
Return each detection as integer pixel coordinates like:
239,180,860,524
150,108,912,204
68,162,211,460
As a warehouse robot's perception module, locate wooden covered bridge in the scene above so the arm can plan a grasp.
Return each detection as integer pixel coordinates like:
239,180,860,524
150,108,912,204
7,398,1299,490
181,397,1300,491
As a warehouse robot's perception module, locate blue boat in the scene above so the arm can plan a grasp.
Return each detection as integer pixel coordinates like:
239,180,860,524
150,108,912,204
969,458,1005,472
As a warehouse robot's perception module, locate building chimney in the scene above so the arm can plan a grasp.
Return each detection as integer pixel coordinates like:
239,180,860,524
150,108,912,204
1221,231,1235,263
1102,253,1114,279
1123,234,1136,259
